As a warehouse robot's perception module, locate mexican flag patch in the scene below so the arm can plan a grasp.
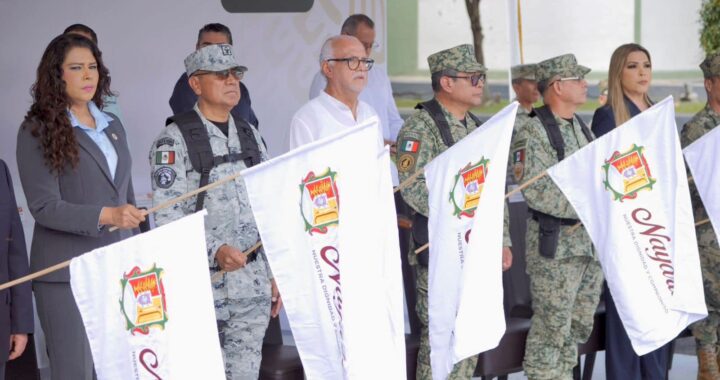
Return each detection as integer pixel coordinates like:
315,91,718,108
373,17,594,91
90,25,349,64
155,151,175,165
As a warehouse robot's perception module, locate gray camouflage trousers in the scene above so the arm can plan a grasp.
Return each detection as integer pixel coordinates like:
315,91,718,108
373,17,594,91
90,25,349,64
415,265,478,379
523,255,603,380
217,296,271,379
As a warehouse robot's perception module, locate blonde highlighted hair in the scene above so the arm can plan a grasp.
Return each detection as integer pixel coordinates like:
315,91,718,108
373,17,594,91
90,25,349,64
607,43,652,126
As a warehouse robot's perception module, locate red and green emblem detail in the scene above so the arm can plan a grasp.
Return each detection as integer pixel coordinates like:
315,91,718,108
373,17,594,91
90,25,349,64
119,264,168,335
299,169,340,235
602,144,656,202
450,158,489,219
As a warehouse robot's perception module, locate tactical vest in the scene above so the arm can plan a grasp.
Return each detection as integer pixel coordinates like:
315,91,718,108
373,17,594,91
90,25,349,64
165,111,262,212
526,105,594,258
410,99,483,266
414,98,483,147
529,105,593,161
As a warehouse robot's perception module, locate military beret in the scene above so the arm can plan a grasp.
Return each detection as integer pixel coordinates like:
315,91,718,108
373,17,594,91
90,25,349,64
184,44,247,77
427,44,487,74
700,52,720,79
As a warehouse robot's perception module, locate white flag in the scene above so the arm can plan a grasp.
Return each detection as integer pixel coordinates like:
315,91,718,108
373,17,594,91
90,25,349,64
547,97,707,354
241,119,406,379
424,102,517,380
70,211,225,380
683,124,720,239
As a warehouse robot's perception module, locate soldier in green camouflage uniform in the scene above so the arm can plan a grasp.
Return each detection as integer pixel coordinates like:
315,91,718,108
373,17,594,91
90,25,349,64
150,44,279,379
508,63,539,189
681,52,720,380
396,44,513,380
511,54,603,380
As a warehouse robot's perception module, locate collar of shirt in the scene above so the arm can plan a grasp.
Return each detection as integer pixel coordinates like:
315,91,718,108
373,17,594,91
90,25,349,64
193,103,236,140
68,101,113,132
435,99,471,128
318,90,365,122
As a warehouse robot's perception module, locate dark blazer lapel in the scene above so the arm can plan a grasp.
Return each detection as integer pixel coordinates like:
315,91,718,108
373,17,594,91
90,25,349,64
105,120,128,189
74,128,115,189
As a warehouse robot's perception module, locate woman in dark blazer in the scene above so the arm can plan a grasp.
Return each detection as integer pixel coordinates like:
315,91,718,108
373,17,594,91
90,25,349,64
591,43,671,380
16,34,145,380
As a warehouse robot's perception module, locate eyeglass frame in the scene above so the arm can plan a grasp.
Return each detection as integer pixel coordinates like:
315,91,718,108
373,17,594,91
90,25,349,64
445,73,487,87
361,41,380,51
324,56,375,71
192,67,246,81
547,75,585,87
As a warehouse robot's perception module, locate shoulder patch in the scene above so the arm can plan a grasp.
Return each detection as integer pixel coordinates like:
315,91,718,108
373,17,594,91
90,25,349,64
511,138,527,182
399,138,421,153
155,151,176,165
155,137,175,149
398,153,416,173
154,167,177,189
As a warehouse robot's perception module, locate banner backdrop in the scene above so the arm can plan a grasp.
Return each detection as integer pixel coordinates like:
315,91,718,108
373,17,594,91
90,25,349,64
683,124,720,239
424,102,517,380
242,119,406,379
70,211,225,379
547,97,707,354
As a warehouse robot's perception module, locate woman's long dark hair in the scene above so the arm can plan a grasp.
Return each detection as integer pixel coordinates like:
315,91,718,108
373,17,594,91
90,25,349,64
24,33,113,174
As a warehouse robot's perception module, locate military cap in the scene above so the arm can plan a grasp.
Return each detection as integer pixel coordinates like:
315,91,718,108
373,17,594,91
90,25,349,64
427,44,486,74
535,54,590,88
511,64,537,81
699,52,720,78
184,44,247,77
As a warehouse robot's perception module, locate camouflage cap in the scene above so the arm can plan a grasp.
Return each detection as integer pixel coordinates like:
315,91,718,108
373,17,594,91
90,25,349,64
184,44,247,77
699,52,720,78
535,54,591,88
511,64,537,81
427,44,486,74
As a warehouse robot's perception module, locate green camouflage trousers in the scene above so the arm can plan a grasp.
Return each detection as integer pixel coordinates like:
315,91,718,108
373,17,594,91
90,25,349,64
523,255,603,380
415,265,478,380
692,243,720,347
217,296,271,380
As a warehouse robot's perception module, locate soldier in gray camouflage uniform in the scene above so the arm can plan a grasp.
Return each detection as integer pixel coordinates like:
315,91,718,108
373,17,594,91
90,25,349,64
150,44,280,379
511,54,603,380
681,52,720,380
396,44,513,380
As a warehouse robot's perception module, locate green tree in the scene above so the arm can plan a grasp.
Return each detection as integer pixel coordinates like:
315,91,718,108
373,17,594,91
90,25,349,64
700,0,720,54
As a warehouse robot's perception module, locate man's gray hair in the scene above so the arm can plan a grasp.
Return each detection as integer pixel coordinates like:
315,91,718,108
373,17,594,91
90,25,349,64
319,35,359,64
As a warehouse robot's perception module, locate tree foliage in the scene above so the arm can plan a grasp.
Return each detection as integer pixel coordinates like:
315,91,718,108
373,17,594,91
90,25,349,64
700,0,720,54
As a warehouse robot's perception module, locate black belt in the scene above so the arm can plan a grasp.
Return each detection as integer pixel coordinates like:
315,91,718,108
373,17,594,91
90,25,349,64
530,209,579,226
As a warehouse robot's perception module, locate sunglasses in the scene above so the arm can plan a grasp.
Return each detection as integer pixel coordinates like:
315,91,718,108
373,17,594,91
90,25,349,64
446,73,486,87
194,67,246,81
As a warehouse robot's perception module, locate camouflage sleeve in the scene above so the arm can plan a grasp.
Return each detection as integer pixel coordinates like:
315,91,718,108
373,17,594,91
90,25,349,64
680,116,705,148
396,116,437,217
503,202,512,247
150,126,223,267
516,122,577,219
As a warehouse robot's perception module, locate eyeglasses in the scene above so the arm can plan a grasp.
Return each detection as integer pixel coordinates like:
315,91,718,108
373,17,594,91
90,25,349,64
325,56,375,71
446,73,486,87
193,67,246,81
